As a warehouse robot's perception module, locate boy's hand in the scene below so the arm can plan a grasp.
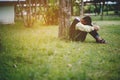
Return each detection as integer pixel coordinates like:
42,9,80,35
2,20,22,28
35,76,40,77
93,25,100,31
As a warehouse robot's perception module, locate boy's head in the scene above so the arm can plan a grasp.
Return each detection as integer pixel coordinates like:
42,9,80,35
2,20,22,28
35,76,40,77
81,16,92,26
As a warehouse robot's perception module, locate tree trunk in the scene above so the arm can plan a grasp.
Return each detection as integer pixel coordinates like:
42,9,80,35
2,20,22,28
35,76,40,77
80,0,84,17
58,0,71,39
100,1,105,20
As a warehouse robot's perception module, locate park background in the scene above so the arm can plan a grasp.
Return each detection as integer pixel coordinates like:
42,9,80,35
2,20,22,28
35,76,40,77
0,0,120,80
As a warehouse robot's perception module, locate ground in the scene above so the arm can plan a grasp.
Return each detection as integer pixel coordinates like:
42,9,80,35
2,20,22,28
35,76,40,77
0,19,120,80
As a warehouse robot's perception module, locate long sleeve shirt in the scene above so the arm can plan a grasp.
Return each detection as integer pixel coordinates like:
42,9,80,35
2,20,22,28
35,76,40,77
76,22,95,32
75,17,95,32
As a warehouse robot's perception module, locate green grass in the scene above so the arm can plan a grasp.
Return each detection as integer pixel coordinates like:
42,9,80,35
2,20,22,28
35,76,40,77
91,15,120,21
0,20,120,80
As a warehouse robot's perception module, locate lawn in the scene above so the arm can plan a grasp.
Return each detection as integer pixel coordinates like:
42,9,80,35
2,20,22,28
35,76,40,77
0,20,120,80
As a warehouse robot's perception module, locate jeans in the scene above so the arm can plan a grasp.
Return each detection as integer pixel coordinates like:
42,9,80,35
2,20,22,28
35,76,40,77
89,30,99,40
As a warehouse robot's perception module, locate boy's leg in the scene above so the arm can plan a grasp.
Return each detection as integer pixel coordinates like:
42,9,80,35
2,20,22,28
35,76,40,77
69,18,80,40
89,30,106,43
89,30,99,39
75,30,87,42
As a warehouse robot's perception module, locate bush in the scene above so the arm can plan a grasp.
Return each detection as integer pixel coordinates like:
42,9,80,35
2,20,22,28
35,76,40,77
84,5,95,13
44,5,59,25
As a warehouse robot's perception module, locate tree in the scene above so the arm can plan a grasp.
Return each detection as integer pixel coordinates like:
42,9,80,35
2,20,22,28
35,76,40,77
80,0,84,16
17,0,59,26
58,0,71,39
17,0,37,27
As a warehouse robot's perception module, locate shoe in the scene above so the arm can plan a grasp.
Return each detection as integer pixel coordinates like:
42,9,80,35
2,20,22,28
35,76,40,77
96,39,106,44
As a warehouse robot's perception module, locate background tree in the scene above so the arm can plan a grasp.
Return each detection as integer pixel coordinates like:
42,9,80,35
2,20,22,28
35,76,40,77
71,0,84,16
44,0,59,25
16,0,59,26
80,0,84,16
17,0,38,27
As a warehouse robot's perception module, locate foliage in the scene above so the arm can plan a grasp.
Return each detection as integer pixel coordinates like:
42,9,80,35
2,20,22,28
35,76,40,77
73,6,80,16
0,19,120,80
84,5,95,13
44,5,59,25
15,0,59,26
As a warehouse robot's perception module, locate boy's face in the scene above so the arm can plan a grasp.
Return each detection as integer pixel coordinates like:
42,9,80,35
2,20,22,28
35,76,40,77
80,19,87,25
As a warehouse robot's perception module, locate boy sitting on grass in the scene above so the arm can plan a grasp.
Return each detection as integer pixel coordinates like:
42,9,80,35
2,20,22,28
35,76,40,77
69,16,106,43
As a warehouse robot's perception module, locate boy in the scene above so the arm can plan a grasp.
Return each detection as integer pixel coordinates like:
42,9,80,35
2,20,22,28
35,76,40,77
69,16,106,43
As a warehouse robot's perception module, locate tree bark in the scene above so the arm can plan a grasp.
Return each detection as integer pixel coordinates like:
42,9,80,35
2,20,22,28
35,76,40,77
58,0,71,39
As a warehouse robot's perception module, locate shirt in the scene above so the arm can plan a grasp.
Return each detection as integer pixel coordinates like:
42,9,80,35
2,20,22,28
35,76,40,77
76,22,95,32
75,17,94,32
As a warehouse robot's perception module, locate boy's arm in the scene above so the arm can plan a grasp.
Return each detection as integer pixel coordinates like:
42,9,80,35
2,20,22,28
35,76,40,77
76,22,95,32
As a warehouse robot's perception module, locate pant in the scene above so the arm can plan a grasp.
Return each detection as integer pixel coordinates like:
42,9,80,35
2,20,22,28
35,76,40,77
74,30,99,42
89,30,99,40
73,30,87,41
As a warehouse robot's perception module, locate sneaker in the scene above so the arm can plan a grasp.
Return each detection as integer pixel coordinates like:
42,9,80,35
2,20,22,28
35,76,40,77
96,39,106,44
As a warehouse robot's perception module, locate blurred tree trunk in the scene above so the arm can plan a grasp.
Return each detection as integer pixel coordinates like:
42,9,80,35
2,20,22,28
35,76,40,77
58,0,71,39
23,0,36,27
80,0,84,16
71,0,73,16
18,0,24,19
27,0,32,27
100,1,105,20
